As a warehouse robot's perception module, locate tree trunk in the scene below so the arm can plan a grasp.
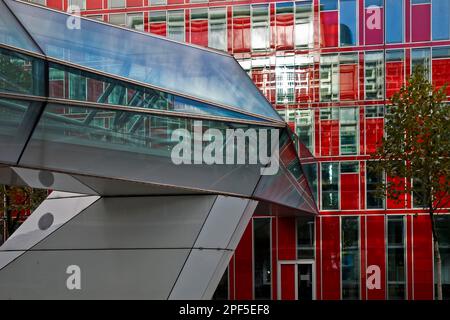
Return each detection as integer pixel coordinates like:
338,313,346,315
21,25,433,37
434,238,443,300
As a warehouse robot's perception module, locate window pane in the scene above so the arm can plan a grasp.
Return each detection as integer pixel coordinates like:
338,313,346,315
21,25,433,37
296,109,314,154
341,161,359,173
150,0,166,5
321,162,339,210
412,48,431,79
110,0,125,8
69,0,85,10
252,4,270,51
340,107,358,155
387,216,406,300
0,47,45,96
127,13,144,31
432,0,450,40
109,13,126,27
320,0,338,11
209,8,227,51
297,216,315,259
340,0,357,46
365,51,384,100
303,163,318,204
0,98,44,164
435,215,450,299
386,0,404,43
253,218,271,299
276,56,295,104
168,10,185,42
295,1,313,48
320,54,339,101
366,161,385,209
342,217,360,299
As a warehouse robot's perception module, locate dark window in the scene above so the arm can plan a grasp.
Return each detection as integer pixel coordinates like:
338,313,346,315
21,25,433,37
366,161,385,209
341,216,360,299
212,268,229,300
253,218,271,299
321,162,339,210
387,216,406,300
435,215,450,300
297,216,315,259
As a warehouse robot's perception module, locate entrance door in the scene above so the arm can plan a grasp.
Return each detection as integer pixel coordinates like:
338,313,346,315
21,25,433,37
278,260,315,300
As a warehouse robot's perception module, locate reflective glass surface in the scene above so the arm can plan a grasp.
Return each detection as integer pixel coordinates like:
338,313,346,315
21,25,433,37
0,0,42,54
6,0,281,121
0,47,45,96
386,0,404,44
20,102,271,196
432,0,450,40
48,63,267,122
339,0,357,46
0,97,44,164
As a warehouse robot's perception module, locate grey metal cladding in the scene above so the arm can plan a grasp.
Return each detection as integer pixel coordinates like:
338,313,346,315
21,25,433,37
33,196,218,250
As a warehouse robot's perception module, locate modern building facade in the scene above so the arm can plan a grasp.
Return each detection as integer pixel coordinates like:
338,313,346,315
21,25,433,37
20,0,450,300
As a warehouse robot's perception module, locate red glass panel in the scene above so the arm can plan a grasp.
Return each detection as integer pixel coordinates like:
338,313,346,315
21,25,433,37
190,20,208,47
126,0,142,7
340,64,358,100
49,80,64,99
280,264,296,300
167,0,183,4
320,120,339,156
432,59,450,96
386,61,404,99
87,78,104,102
341,173,359,210
365,118,383,155
320,11,338,48
365,7,384,45
278,217,296,260
234,221,253,300
150,23,166,37
276,14,294,50
321,216,341,300
387,176,406,209
412,4,431,42
233,17,251,53
366,215,386,300
46,0,63,10
413,215,434,300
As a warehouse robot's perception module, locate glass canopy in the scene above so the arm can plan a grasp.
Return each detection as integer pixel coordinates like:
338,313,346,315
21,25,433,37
0,0,317,215
5,0,282,122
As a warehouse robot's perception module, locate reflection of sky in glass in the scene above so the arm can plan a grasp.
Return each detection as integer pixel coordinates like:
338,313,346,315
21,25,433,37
339,0,357,46
386,0,404,43
432,0,450,40
0,1,42,54
5,0,281,121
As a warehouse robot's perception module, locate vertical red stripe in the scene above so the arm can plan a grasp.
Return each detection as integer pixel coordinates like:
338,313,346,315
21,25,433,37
234,220,253,300
411,4,431,42
321,216,341,300
366,215,386,300
413,215,434,300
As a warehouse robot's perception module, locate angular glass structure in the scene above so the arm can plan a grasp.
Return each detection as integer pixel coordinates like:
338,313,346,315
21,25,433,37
0,0,317,300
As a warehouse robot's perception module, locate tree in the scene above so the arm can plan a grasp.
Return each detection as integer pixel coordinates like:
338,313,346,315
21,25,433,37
0,185,48,245
373,66,450,300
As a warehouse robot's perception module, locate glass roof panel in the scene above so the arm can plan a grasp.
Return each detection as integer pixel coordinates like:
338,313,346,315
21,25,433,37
6,0,282,121
0,0,42,54
48,62,270,122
